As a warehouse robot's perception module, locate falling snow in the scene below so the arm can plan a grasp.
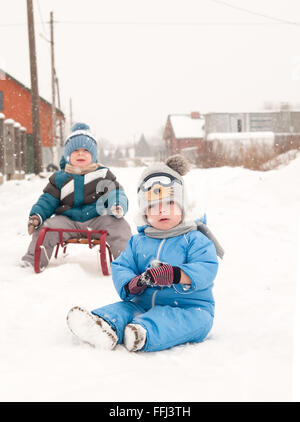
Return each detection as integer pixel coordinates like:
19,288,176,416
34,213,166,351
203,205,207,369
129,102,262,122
0,159,299,401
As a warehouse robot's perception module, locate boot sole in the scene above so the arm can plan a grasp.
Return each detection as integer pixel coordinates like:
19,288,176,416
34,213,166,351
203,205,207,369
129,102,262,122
66,306,117,350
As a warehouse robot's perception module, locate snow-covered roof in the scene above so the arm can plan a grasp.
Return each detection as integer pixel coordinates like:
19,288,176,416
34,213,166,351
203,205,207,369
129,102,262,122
169,114,205,139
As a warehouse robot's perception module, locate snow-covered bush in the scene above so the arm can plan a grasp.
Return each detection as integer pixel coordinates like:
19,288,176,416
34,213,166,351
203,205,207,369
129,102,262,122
197,132,300,170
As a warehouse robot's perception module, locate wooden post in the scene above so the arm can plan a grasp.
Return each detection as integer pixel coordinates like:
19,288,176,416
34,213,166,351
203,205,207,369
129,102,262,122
27,0,42,174
14,122,21,177
20,127,27,174
4,119,15,180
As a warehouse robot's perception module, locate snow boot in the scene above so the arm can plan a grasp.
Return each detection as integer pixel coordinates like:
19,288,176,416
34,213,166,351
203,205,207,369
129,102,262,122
66,306,118,350
19,259,45,272
19,259,34,269
124,323,147,352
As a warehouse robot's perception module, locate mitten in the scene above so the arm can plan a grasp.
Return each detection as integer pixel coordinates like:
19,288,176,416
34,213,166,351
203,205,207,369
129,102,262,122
28,215,41,235
110,205,124,219
141,264,181,286
125,275,148,295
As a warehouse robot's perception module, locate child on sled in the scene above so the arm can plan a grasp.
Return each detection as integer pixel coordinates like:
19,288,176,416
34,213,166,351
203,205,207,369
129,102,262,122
21,123,132,270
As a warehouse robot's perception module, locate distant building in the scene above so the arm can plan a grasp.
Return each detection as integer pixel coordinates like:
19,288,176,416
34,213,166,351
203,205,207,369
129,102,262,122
162,111,205,161
203,110,300,165
204,110,300,137
162,110,300,165
0,69,65,168
134,134,152,157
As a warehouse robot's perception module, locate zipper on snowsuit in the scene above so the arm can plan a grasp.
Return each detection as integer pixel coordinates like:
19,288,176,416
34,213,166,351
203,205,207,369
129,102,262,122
151,239,165,307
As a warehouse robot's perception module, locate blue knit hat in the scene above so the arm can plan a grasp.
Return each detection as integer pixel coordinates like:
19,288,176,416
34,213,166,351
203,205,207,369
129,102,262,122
64,123,98,163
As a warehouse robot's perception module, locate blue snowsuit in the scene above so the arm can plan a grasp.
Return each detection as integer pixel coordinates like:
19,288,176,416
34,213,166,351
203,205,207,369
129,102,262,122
91,224,219,352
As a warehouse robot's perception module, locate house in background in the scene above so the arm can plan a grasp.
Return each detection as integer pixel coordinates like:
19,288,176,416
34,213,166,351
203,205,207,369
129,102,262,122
162,111,205,163
134,133,151,157
0,69,65,171
101,133,161,167
134,133,155,165
162,109,300,166
204,109,300,162
204,110,300,135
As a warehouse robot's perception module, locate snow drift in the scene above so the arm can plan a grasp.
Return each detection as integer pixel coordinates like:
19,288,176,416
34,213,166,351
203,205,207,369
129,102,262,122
0,156,299,402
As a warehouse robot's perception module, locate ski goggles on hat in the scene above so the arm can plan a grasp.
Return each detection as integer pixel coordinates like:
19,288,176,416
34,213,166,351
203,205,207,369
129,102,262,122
138,172,182,193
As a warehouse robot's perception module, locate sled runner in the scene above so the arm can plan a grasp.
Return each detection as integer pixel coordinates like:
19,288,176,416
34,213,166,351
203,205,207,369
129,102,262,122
34,227,113,275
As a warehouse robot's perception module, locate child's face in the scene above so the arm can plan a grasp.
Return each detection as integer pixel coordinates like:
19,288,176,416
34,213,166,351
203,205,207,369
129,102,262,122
146,200,182,231
70,148,92,168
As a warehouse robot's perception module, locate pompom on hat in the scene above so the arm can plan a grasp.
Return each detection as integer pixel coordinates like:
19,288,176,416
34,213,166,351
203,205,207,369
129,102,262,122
64,123,98,163
137,154,191,218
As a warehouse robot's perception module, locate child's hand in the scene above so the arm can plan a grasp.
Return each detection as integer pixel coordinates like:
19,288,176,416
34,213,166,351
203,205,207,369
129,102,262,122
126,275,148,295
141,264,181,287
27,215,40,235
110,205,124,219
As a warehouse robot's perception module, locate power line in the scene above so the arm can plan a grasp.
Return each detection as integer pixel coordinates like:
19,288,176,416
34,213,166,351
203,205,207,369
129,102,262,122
36,0,48,36
0,0,299,27
51,19,300,26
1,17,300,28
207,0,300,27
0,22,28,26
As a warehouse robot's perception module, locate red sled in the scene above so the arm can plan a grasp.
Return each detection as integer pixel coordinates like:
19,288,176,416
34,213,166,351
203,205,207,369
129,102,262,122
34,227,113,275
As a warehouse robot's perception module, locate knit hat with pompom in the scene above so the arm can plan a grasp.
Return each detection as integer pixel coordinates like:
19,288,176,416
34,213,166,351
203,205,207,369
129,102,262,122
137,154,191,218
64,122,98,163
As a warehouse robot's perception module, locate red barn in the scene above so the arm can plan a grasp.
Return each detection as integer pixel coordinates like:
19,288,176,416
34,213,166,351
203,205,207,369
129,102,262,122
0,69,65,147
163,112,205,160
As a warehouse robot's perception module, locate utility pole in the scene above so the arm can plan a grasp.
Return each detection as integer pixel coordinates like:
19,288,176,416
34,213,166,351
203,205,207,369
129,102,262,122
50,11,58,165
26,0,42,174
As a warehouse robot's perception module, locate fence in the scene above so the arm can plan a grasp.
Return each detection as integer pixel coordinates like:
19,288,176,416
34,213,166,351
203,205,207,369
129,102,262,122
0,114,27,184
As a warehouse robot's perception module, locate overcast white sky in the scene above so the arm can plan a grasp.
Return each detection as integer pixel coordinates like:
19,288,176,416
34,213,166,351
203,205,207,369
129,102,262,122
1,0,300,144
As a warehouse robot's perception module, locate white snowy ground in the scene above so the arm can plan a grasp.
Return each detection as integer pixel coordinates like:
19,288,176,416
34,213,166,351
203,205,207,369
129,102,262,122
0,158,299,402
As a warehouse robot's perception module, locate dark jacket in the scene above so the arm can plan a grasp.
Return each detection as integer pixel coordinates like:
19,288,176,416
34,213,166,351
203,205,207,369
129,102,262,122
30,157,129,223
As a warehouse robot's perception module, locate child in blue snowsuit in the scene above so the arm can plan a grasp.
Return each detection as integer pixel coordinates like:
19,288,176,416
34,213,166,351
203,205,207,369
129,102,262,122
66,155,220,352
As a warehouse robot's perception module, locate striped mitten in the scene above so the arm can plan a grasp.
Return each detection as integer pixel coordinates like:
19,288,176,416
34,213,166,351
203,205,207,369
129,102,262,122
142,264,181,286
